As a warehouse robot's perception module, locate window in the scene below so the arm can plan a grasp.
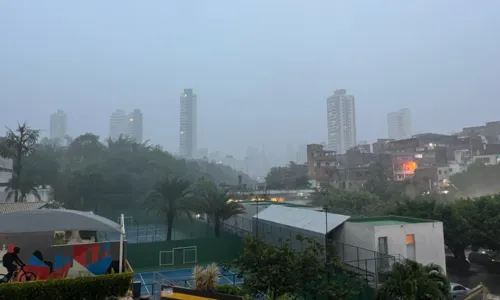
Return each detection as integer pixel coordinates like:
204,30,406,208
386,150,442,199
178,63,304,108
452,285,467,291
406,234,415,245
406,234,416,260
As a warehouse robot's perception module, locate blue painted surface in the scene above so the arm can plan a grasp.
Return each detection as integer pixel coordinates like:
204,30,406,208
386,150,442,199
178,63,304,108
134,268,244,296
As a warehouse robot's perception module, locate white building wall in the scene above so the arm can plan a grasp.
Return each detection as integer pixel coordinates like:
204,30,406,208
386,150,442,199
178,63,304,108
339,222,377,273
473,154,500,166
339,221,446,275
373,222,446,273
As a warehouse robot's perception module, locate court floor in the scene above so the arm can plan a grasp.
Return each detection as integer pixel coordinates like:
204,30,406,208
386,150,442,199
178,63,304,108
134,268,243,296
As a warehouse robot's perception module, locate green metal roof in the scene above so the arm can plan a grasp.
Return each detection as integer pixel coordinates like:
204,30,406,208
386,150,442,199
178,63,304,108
348,215,434,226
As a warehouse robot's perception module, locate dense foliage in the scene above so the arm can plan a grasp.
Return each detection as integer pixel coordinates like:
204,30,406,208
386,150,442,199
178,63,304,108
0,272,132,300
376,259,451,300
265,161,310,190
233,235,358,300
312,187,387,216
450,162,500,197
0,124,253,223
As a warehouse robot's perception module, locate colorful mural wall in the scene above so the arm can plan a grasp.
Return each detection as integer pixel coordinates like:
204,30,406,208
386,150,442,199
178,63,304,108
0,233,125,281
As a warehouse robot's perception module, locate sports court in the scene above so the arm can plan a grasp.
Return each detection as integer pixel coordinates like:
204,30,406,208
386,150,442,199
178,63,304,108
134,268,244,297
114,216,196,243
132,245,243,296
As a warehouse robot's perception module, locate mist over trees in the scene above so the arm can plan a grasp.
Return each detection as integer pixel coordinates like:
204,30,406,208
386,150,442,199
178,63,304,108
0,123,253,222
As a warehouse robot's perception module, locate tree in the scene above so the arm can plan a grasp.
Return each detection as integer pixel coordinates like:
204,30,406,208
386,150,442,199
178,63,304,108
375,259,451,300
4,177,41,202
312,188,385,217
195,181,245,237
233,235,353,299
0,122,40,202
450,162,500,197
142,176,194,240
363,162,390,198
265,162,310,190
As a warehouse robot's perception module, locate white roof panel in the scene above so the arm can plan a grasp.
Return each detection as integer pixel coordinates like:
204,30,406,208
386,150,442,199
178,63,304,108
253,205,350,235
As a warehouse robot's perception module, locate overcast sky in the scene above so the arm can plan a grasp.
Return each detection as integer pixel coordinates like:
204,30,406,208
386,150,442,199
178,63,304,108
2,1,500,157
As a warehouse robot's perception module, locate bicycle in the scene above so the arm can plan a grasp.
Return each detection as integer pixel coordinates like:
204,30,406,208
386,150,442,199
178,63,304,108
0,266,36,283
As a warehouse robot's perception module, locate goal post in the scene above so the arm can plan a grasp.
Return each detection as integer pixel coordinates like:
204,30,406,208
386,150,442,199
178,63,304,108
158,246,198,267
159,250,174,266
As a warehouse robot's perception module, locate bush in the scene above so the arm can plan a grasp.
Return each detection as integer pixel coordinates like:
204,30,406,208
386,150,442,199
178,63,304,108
216,284,243,295
0,272,133,300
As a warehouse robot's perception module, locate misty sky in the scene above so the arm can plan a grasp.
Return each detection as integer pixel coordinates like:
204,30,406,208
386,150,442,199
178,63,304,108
2,1,500,157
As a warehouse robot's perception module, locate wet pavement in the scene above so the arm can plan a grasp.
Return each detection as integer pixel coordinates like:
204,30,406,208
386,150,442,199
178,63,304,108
448,264,500,295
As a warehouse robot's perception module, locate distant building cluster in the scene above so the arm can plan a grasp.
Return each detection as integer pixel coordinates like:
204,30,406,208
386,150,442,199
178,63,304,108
109,109,143,143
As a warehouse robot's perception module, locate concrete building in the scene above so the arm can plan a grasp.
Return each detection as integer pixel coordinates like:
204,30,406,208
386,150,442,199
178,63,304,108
306,144,337,183
128,109,143,143
472,154,500,166
338,216,446,275
49,110,67,141
236,205,446,286
109,109,143,142
327,89,357,154
179,88,197,159
387,108,412,140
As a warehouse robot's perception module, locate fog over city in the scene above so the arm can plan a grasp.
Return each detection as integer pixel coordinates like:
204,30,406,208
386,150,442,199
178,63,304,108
2,1,500,165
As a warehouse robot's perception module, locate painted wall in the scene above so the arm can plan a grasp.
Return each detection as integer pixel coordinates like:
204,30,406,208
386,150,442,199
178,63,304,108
0,232,125,280
339,221,446,274
338,223,377,273
373,222,446,273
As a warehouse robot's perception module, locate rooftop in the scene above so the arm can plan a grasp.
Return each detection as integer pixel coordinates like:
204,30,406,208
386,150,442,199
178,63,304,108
348,215,434,226
241,201,311,208
0,202,53,214
0,209,122,233
255,205,350,235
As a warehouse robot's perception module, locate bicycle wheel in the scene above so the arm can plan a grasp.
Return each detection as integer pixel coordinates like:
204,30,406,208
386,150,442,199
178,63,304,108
18,271,36,282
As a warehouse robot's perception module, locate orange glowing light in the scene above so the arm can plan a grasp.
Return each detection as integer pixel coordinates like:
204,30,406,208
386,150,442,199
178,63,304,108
402,161,417,173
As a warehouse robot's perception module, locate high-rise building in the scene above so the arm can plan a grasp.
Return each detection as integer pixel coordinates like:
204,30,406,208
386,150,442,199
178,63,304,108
128,109,143,143
50,110,67,141
387,108,412,140
179,88,197,159
327,89,357,154
109,109,143,142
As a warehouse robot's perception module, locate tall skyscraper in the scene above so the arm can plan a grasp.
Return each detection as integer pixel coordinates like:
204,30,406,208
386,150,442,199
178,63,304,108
179,88,197,159
50,109,67,141
109,109,143,142
387,108,412,140
327,89,357,154
128,109,143,143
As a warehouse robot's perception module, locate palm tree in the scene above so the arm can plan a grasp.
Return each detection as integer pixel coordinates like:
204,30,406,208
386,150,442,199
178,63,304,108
0,122,40,202
196,181,245,237
376,259,451,300
143,176,193,240
4,177,41,202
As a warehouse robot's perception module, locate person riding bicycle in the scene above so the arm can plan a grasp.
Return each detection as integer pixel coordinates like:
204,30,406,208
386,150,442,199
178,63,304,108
2,247,25,281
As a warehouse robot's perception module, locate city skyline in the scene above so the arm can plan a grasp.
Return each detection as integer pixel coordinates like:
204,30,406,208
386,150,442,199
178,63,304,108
3,1,500,158
109,109,143,143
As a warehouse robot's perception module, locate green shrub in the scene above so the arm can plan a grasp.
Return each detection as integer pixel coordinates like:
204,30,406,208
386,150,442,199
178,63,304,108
216,284,243,295
0,272,133,300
